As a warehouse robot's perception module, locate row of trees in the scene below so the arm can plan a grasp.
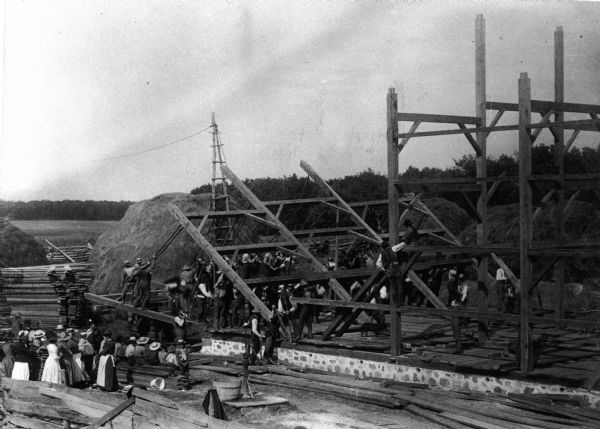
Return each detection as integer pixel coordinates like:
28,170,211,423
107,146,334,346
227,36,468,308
0,200,132,221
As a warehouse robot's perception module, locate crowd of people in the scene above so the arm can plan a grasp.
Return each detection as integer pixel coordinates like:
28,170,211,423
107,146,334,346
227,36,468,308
0,317,193,391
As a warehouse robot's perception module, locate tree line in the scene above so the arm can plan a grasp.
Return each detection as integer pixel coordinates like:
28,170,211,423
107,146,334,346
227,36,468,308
0,200,132,221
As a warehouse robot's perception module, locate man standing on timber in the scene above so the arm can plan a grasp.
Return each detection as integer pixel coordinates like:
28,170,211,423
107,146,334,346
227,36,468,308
179,264,196,314
118,260,136,302
132,256,156,311
451,274,469,353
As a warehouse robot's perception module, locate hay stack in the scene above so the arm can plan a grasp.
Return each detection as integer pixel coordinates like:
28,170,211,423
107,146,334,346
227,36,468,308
0,219,47,267
402,197,472,239
90,193,214,295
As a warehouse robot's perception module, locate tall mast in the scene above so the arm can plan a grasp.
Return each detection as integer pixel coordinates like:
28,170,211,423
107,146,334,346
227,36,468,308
210,113,230,212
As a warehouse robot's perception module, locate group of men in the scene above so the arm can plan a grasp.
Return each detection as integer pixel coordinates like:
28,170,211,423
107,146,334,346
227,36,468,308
118,256,156,310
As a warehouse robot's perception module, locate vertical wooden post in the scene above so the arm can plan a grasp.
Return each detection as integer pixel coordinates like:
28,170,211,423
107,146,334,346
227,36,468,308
387,87,402,356
475,14,489,342
518,73,533,374
554,26,565,327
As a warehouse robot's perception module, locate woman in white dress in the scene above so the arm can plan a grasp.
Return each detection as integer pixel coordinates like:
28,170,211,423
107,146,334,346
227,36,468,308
41,340,63,384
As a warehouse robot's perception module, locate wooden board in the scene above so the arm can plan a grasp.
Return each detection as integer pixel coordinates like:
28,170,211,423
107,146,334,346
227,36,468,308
224,394,288,408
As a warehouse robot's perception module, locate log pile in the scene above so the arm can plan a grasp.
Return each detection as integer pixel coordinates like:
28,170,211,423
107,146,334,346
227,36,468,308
0,377,249,429
0,263,94,328
192,360,600,429
46,244,92,264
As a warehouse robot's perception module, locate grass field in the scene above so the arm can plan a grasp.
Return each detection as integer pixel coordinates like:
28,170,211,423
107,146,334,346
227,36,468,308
12,220,119,247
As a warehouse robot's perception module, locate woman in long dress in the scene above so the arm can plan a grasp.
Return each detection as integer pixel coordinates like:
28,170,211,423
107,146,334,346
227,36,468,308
11,334,31,380
2,343,14,378
96,330,118,392
41,340,63,384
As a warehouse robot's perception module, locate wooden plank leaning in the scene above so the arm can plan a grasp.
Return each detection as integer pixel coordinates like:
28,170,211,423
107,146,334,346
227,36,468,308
85,396,135,429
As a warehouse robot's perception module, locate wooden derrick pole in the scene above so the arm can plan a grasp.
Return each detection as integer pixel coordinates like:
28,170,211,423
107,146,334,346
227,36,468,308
475,14,489,342
387,87,403,356
553,26,566,326
518,73,533,374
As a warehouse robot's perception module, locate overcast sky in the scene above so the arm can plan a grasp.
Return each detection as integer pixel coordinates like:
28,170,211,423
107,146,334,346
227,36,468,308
1,1,599,202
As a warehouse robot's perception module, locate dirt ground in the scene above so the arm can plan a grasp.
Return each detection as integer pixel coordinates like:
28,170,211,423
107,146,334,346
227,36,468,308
165,368,443,429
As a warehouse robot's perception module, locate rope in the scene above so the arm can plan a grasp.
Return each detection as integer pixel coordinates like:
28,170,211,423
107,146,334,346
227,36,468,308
77,125,213,164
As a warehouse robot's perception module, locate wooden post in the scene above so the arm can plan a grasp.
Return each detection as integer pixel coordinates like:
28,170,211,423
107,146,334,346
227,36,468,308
388,87,402,356
475,14,489,342
554,26,566,327
518,73,533,374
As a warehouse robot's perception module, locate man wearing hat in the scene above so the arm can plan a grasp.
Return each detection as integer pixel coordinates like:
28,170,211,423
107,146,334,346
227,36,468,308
495,268,508,312
132,256,156,311
135,337,149,365
118,260,136,303
246,307,265,365
147,341,161,366
179,263,196,315
295,280,314,340
175,339,190,390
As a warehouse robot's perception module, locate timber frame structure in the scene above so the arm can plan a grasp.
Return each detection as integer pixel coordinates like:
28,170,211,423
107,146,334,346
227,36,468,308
388,15,600,373
85,14,600,384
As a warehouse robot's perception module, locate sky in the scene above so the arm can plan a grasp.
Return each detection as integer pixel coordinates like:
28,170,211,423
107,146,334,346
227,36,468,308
1,0,600,202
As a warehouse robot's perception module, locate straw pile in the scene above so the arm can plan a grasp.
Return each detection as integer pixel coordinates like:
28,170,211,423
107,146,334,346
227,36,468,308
0,219,47,267
90,193,215,295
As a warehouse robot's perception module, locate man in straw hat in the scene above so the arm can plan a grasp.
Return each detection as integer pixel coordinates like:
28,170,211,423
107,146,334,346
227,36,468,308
147,341,161,366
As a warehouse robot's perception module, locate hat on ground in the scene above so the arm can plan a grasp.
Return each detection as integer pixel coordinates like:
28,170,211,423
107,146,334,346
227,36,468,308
182,264,191,270
137,337,149,345
495,268,507,281
150,377,165,390
174,316,185,327
149,342,161,351
63,265,72,272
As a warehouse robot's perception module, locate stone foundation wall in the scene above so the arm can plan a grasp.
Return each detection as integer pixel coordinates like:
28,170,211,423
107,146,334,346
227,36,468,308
200,339,600,407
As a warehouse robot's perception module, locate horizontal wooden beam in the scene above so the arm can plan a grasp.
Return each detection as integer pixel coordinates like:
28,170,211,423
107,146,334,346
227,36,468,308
397,112,482,125
290,226,366,238
185,209,266,219
264,196,338,206
84,293,197,326
291,297,393,312
395,118,600,139
487,99,600,114
213,241,298,253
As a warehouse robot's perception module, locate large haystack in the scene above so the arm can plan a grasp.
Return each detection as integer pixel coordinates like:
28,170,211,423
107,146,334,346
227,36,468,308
90,193,215,294
402,197,472,239
0,219,47,267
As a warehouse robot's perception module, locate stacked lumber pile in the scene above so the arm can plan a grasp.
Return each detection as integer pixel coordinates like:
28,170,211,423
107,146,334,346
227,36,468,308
0,377,249,429
0,263,94,328
192,360,600,429
46,244,92,264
